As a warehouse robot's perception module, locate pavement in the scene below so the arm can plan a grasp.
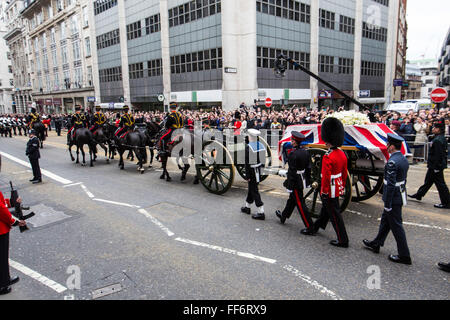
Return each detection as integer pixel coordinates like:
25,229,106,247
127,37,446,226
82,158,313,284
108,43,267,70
0,130,448,300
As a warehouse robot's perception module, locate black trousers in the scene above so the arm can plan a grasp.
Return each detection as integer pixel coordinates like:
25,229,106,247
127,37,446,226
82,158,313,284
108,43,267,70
0,233,10,288
282,189,314,230
30,158,42,180
314,197,349,244
55,123,62,136
373,206,410,258
246,179,263,208
417,168,450,206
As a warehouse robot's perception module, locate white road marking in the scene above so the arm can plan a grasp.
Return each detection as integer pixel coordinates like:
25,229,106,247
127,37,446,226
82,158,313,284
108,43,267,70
174,237,277,264
12,170,32,174
0,151,73,185
138,209,175,237
93,198,141,209
9,259,67,294
346,209,373,218
283,265,342,300
63,182,83,188
80,184,95,199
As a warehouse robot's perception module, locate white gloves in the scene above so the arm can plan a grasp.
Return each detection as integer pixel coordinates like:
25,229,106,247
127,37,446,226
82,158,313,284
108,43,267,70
278,169,288,177
384,208,392,212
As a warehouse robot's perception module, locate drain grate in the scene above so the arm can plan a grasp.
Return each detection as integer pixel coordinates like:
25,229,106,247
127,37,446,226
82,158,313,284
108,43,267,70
91,283,123,299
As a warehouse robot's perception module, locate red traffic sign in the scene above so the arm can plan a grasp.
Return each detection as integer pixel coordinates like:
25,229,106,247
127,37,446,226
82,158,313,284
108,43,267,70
430,87,448,103
265,97,273,107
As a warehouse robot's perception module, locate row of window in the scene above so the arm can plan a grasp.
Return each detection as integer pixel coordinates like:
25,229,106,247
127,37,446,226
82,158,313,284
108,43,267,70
257,47,310,70
256,0,311,24
126,14,161,41
96,29,120,50
362,22,388,42
170,48,223,74
94,0,118,16
339,15,355,35
128,59,164,79
168,0,222,28
99,66,122,83
361,61,386,77
372,0,389,6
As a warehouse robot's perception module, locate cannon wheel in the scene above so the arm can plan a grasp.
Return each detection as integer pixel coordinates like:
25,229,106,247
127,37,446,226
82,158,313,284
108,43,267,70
351,174,384,202
303,148,352,217
236,136,273,182
195,140,235,195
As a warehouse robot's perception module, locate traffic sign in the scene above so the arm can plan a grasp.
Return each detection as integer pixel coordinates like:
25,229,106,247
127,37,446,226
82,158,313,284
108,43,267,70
430,87,448,103
265,97,272,108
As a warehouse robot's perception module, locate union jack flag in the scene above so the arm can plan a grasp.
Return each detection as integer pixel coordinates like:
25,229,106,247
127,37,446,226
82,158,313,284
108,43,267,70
278,123,411,163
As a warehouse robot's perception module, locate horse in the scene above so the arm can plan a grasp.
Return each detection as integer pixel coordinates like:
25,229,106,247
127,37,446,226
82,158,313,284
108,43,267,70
91,125,110,164
132,122,161,168
113,127,146,173
68,128,96,167
32,122,46,148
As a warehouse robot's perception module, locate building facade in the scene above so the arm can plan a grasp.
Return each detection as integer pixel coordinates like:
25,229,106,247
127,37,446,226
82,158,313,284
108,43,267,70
91,0,404,111
17,0,97,113
408,59,438,99
0,0,15,114
438,27,450,96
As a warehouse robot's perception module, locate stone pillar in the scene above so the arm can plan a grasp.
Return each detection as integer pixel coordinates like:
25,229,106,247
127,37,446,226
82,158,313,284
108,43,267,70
160,0,171,112
384,0,399,109
118,0,131,107
221,0,258,111
309,0,320,110
352,0,364,111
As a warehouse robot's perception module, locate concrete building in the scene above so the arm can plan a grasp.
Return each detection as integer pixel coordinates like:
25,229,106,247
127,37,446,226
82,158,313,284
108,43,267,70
0,0,15,114
18,0,97,113
403,61,421,100
408,59,438,99
91,0,405,111
389,0,406,102
438,27,450,95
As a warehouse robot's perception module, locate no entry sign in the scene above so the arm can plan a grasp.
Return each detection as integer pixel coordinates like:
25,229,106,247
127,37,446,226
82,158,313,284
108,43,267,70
430,87,448,103
265,97,273,107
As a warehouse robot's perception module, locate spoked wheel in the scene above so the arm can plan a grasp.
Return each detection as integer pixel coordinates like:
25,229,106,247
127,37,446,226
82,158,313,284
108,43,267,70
303,148,352,218
235,136,273,183
351,174,384,202
195,140,235,195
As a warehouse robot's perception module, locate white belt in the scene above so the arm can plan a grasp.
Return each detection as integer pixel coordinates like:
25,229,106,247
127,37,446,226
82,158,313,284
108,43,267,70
383,180,407,206
331,173,342,179
251,163,263,168
297,170,305,175
296,170,307,189
383,180,405,187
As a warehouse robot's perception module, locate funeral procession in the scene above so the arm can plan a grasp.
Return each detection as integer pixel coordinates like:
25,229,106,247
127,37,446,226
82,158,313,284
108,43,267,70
0,0,449,305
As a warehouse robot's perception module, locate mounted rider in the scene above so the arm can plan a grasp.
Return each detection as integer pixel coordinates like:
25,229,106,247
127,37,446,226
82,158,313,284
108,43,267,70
89,105,107,134
114,105,135,140
27,108,40,129
67,105,87,145
160,102,183,154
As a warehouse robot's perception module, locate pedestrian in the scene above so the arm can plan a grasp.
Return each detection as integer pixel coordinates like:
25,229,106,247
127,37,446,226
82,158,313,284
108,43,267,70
26,129,42,184
275,132,315,234
0,154,25,295
54,115,62,136
310,117,350,248
363,133,412,265
241,129,266,220
408,120,449,209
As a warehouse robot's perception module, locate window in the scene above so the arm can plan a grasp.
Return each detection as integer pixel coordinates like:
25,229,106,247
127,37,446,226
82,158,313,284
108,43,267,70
361,61,385,77
61,45,68,65
169,0,221,28
148,59,162,77
8,65,13,73
51,49,58,67
50,28,56,44
145,14,161,35
48,4,53,19
257,46,310,70
256,0,310,23
373,0,389,7
83,6,89,27
362,22,387,42
87,66,93,86
96,29,120,49
85,37,91,57
319,9,335,30
319,55,334,73
129,63,144,79
339,15,355,35
127,21,142,40
71,14,79,35
94,0,118,15
72,40,81,61
99,66,122,82
338,58,354,74
60,21,66,40
170,47,223,74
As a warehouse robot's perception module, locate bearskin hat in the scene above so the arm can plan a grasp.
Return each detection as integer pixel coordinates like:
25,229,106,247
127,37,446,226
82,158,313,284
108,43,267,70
321,117,345,147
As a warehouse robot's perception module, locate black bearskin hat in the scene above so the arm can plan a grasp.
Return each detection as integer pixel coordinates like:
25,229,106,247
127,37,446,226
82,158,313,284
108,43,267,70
321,117,345,147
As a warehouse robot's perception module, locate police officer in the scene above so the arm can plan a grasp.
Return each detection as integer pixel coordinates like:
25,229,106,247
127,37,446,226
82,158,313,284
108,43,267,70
408,119,449,209
90,105,107,133
114,105,135,139
275,131,314,233
160,103,183,154
67,106,87,145
363,133,411,265
27,108,40,129
26,129,42,184
241,129,266,220
310,117,349,248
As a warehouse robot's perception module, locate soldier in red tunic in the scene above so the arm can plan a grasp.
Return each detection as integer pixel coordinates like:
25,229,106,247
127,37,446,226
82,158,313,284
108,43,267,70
305,117,349,248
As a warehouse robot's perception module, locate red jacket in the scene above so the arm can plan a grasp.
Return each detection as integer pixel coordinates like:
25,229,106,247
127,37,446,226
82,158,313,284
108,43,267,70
0,191,15,235
321,148,348,198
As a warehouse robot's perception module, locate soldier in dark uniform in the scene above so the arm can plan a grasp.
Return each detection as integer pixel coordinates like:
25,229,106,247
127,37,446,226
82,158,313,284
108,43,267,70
27,108,40,129
26,129,42,184
275,131,314,233
54,114,63,136
408,120,449,209
114,105,135,139
309,117,349,248
67,106,87,145
160,103,183,154
363,133,411,265
241,129,266,220
89,105,107,133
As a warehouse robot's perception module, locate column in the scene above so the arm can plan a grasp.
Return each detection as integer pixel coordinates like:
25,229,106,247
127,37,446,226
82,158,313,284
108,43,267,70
309,0,320,110
384,0,399,109
221,0,258,111
118,0,131,107
159,0,171,112
352,0,364,111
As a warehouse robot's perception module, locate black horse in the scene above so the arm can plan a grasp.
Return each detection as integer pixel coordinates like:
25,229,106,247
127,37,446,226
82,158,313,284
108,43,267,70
32,122,46,148
113,127,146,173
68,128,96,167
132,122,161,168
91,125,111,164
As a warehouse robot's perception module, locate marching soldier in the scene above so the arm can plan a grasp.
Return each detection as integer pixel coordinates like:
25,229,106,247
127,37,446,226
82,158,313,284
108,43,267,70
241,129,266,220
307,117,349,248
160,103,183,154
67,106,87,145
363,133,412,265
114,105,135,139
89,105,107,133
408,119,449,209
275,131,314,233
27,108,40,129
26,129,42,184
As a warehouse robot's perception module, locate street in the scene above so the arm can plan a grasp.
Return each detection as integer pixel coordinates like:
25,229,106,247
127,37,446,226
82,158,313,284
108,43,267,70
0,132,449,300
